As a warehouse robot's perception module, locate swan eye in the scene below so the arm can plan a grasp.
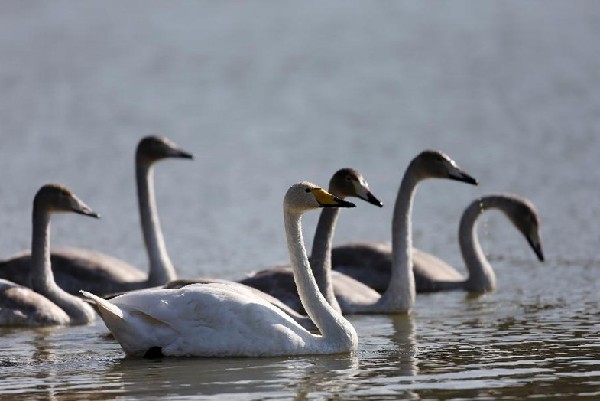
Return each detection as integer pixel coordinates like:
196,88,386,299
305,188,311,193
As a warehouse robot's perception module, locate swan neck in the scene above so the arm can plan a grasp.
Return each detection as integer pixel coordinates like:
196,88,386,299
30,207,95,324
136,159,176,285
310,207,342,313
284,208,355,345
382,165,417,312
460,197,496,292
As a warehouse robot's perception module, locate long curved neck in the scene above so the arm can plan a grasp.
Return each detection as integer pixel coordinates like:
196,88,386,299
285,208,355,346
460,196,503,292
380,164,418,313
30,208,95,324
136,158,176,285
310,207,342,313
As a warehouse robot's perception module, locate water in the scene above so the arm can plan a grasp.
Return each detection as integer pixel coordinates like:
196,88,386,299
0,1,599,399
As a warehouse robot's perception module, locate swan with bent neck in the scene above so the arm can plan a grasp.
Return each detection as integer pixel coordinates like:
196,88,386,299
334,194,544,293
330,150,478,314
0,136,192,295
82,182,358,357
0,184,98,327
239,168,383,314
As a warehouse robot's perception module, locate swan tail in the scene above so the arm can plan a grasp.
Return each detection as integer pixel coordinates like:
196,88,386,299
80,290,170,357
80,290,124,319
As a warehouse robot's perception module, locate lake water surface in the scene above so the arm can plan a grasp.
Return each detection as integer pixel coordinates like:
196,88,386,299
0,1,598,400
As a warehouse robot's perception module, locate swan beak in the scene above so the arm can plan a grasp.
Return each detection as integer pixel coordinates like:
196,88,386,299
527,236,544,262
448,168,478,186
313,188,355,208
364,191,384,207
171,148,194,160
74,206,100,219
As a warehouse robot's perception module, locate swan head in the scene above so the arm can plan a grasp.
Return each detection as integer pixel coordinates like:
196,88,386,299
330,168,383,207
412,150,478,185
285,182,356,213
136,135,194,164
504,195,544,262
34,184,100,219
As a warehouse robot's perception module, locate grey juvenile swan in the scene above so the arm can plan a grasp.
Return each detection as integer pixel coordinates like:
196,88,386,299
239,168,383,314
0,184,98,327
330,150,478,314
334,194,544,293
82,182,358,357
0,135,192,296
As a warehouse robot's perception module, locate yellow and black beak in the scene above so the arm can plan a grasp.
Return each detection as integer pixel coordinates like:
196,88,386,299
312,188,356,208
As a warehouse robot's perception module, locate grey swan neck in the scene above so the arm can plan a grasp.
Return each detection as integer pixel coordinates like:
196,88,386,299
379,164,419,313
310,207,342,313
30,207,95,324
460,196,506,292
136,157,176,286
285,208,355,347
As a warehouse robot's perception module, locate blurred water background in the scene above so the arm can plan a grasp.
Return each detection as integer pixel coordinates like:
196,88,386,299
0,1,598,400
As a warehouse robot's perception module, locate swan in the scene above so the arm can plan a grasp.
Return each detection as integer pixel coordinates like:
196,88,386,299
330,150,478,314
81,182,359,357
239,168,383,314
0,135,192,295
334,194,544,293
0,184,98,327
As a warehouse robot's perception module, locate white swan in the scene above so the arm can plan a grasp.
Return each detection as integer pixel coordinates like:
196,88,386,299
0,184,98,327
335,194,544,293
331,150,478,314
0,135,192,295
239,168,383,314
81,182,359,357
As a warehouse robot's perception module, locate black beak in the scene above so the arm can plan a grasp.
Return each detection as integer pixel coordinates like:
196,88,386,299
448,169,478,186
364,191,384,207
526,237,545,262
75,208,100,219
321,196,355,208
173,149,194,160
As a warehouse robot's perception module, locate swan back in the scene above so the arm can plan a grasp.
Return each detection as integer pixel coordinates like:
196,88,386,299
0,279,70,327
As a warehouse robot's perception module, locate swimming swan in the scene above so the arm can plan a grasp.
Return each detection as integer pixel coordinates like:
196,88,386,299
239,168,383,314
0,136,192,295
331,150,478,314
335,194,544,293
81,182,358,357
0,184,98,327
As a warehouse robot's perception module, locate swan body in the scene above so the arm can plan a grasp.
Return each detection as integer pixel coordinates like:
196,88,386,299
163,278,318,331
82,182,358,357
0,184,99,327
333,194,544,293
330,151,478,314
240,168,383,314
0,136,192,295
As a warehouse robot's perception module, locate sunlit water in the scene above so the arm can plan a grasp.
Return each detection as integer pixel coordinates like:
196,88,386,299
0,1,599,400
